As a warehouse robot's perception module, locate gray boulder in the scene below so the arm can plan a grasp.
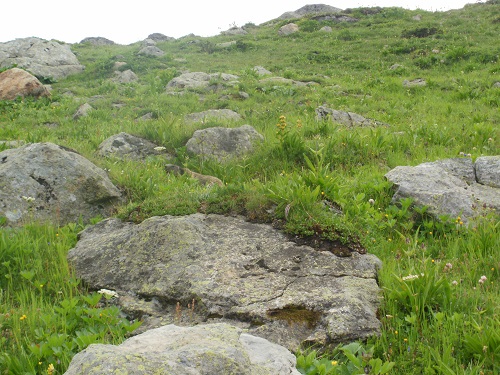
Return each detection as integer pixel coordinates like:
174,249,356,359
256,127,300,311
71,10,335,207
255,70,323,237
186,125,264,161
278,4,342,19
73,103,93,120
316,106,388,127
385,157,500,222
184,109,242,124
113,69,138,83
403,78,426,87
67,214,382,350
0,38,84,80
259,76,318,87
0,142,121,226
64,323,300,375
138,45,165,57
221,27,248,36
147,33,175,42
254,66,272,76
80,37,115,46
279,23,299,36
141,38,156,47
0,68,50,100
493,82,500,88
97,132,168,160
320,26,333,32
166,72,239,91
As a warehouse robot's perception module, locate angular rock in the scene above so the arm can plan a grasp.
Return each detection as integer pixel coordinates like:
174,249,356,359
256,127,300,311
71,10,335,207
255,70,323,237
141,38,156,47
186,125,264,161
253,66,272,76
0,143,121,226
63,323,300,375
320,26,333,32
493,82,500,88
73,103,93,120
315,106,388,127
97,132,168,160
184,109,242,124
137,46,165,57
166,72,239,91
67,214,382,350
313,15,358,23
389,64,403,70
0,68,50,100
0,37,84,80
475,156,500,188
403,78,426,87
278,4,342,19
385,157,500,222
80,37,115,46
279,23,299,36
113,69,138,83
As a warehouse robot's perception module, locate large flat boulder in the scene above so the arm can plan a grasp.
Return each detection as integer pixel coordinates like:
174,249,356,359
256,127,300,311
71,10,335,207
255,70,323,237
0,68,50,100
63,323,300,375
67,214,382,350
0,38,84,81
185,125,264,162
0,143,121,226
166,72,239,91
385,157,500,222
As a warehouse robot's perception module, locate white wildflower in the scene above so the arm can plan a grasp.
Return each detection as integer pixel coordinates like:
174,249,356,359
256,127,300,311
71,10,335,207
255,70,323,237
97,289,119,298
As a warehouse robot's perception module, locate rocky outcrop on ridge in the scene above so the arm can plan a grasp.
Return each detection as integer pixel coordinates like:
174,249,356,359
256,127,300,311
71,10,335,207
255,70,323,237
278,4,342,19
63,323,300,375
67,214,382,350
0,38,84,80
385,156,500,222
79,37,115,46
0,68,50,100
186,125,264,161
0,143,121,226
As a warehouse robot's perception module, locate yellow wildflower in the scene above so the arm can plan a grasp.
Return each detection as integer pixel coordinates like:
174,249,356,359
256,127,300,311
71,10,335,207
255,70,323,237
20,314,27,321
47,363,55,375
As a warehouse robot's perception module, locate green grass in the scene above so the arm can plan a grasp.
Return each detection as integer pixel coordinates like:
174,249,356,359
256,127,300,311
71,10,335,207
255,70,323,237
1,2,500,374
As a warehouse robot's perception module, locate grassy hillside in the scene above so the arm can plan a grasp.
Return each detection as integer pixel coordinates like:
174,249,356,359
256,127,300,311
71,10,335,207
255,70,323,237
1,2,499,374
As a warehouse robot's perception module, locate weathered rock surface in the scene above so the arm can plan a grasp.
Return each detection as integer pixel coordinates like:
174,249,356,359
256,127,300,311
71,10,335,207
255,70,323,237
278,4,342,19
385,157,500,222
73,103,93,120
315,106,388,127
320,26,333,32
184,109,242,124
166,72,239,91
0,38,84,80
63,323,300,375
259,76,318,87
147,33,175,42
312,14,358,22
80,37,115,46
97,132,169,160
279,23,300,36
254,66,272,76
0,143,121,226
113,69,138,83
221,27,248,35
186,125,264,161
137,46,165,57
67,214,382,350
0,68,50,100
403,78,426,87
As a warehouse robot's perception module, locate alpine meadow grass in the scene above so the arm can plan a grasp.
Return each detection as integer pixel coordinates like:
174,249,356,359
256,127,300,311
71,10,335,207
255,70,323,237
1,2,499,374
